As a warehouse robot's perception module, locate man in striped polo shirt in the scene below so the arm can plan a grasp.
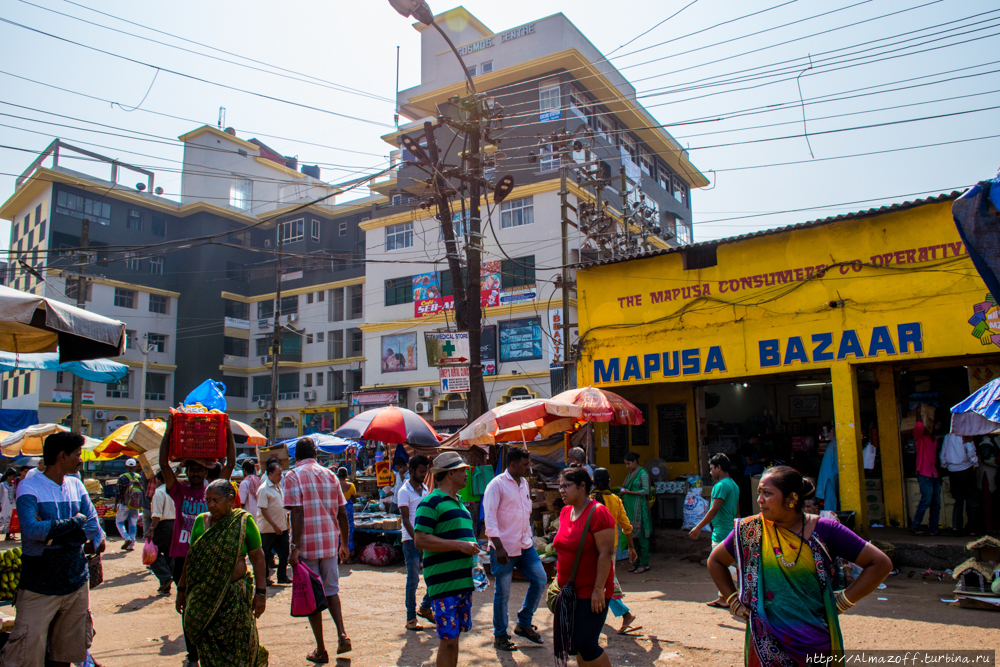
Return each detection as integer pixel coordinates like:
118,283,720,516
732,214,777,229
414,452,481,667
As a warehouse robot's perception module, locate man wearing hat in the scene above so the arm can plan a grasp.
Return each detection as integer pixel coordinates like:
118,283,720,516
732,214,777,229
413,452,480,667
115,458,144,550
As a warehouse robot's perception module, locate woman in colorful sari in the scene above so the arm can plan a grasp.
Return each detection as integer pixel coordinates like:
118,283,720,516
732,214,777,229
177,479,270,667
708,466,892,666
337,467,357,556
619,453,651,573
592,468,640,635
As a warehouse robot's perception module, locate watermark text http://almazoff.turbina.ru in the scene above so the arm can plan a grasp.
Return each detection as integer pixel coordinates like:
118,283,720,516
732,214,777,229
807,652,996,665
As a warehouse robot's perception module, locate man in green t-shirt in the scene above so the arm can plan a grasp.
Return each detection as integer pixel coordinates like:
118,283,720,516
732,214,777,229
689,453,740,608
414,452,480,667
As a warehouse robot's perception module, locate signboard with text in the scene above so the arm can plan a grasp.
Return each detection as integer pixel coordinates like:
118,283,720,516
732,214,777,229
425,332,470,367
53,390,94,404
439,366,471,393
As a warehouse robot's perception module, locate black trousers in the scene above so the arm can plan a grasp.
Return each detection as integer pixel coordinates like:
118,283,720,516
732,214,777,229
171,555,198,662
260,530,290,582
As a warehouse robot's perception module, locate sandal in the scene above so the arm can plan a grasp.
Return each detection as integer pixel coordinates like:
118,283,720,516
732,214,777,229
627,565,638,573
617,612,640,635
494,634,517,651
337,638,352,655
514,625,543,644
706,600,728,608
306,649,329,664
405,619,422,632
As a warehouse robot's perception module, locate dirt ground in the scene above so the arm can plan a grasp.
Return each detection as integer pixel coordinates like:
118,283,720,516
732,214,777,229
6,538,1000,666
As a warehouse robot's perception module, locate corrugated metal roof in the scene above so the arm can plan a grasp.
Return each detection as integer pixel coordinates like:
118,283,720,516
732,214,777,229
579,190,965,269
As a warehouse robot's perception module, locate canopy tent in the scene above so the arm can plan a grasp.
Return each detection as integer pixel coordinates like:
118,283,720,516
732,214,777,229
0,285,126,362
0,351,128,383
278,434,359,458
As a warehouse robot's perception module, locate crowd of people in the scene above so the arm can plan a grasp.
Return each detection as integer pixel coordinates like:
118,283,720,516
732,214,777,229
0,427,898,667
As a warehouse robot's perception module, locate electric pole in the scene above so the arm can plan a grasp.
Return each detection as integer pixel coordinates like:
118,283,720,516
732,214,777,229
269,230,284,445
70,219,89,435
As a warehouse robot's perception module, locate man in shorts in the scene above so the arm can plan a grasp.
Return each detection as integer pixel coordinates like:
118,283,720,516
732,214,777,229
285,437,351,662
0,432,106,666
414,452,480,667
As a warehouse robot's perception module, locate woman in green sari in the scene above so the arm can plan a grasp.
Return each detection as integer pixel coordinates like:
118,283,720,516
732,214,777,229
619,453,651,573
177,479,270,667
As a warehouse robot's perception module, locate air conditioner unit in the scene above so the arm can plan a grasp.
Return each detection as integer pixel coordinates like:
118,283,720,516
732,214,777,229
263,411,271,420
511,395,533,401
257,399,267,408
264,239,272,248
304,390,316,401
288,313,298,322
94,410,107,420
260,356,270,364
414,401,431,413
416,387,435,398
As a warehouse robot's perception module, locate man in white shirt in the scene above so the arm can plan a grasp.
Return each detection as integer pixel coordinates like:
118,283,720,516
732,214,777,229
24,460,44,479
145,470,176,595
941,433,980,536
257,460,290,585
238,460,261,518
482,448,545,650
388,456,410,513
396,454,434,631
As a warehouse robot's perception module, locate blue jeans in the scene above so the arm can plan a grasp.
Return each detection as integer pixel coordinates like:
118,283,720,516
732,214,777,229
490,545,546,637
402,540,430,621
116,506,138,543
913,474,941,531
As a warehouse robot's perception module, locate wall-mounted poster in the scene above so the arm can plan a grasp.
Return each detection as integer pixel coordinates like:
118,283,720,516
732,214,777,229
481,325,497,376
413,272,443,318
481,261,501,308
499,317,542,362
381,333,418,373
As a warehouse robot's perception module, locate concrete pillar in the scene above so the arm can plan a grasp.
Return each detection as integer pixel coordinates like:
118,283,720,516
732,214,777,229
695,386,708,479
874,365,906,527
831,363,867,534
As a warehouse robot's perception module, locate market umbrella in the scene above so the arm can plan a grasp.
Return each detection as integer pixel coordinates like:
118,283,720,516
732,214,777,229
0,351,128,383
230,419,267,447
333,406,442,446
1,424,101,457
0,284,126,362
951,377,1000,435
551,386,645,425
458,398,583,446
11,456,40,467
278,434,360,458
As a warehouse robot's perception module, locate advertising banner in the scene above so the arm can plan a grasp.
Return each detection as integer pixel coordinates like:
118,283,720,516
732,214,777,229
439,366,471,393
481,325,497,376
499,317,543,361
425,332,470,367
381,333,418,373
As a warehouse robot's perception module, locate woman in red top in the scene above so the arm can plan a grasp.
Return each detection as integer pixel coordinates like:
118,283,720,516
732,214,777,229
552,467,616,667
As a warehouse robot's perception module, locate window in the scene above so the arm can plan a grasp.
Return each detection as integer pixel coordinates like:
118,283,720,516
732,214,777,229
673,176,689,208
125,329,137,350
306,292,314,305
539,85,561,121
316,372,323,386
228,230,250,247
640,149,653,176
256,337,271,357
252,375,271,401
124,254,141,271
227,262,249,282
500,196,534,229
311,219,320,242
622,134,637,160
257,300,274,319
280,330,302,358
501,256,535,289
467,65,477,77
56,191,111,225
107,372,130,399
339,222,347,236
331,288,344,321
55,371,64,385
223,336,249,357
481,60,493,74
114,288,135,309
349,284,363,319
539,145,560,173
329,370,344,401
591,114,611,140
147,333,166,353
65,278,90,302
306,333,314,344
148,294,168,314
150,217,165,236
658,171,670,193
279,218,304,243
303,373,313,387
149,257,163,275
318,290,325,302
385,222,412,251
391,194,403,207
279,295,298,316
676,221,693,245
126,209,142,231
230,177,252,210
330,330,344,359
568,90,587,120
385,276,412,306
438,212,470,241
23,374,31,396
317,332,324,343
223,375,247,398
349,328,363,356
499,317,543,361
225,300,250,320
278,372,299,400
145,372,168,401
440,267,468,298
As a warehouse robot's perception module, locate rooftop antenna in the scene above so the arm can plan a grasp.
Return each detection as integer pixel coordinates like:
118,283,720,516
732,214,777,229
218,106,226,129
394,46,400,129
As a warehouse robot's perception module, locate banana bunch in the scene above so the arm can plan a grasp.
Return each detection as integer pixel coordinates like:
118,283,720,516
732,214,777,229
0,548,22,601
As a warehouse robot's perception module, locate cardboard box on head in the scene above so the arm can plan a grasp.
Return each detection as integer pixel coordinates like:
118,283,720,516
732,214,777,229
258,443,290,470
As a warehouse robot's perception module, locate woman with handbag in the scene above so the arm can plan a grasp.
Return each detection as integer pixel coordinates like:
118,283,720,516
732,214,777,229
619,453,652,573
551,467,616,667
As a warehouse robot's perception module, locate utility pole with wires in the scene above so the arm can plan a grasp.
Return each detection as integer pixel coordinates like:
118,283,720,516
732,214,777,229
269,229,284,445
70,219,89,436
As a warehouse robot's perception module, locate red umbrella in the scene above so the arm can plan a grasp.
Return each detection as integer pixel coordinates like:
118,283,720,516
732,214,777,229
333,406,442,446
551,386,645,425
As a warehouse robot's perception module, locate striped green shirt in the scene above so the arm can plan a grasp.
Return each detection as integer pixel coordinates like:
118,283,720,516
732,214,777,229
414,489,476,600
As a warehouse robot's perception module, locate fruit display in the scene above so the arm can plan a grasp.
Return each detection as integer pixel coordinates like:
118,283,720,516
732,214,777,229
0,548,21,601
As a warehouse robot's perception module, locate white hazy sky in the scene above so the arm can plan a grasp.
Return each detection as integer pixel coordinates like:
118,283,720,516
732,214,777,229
0,0,998,249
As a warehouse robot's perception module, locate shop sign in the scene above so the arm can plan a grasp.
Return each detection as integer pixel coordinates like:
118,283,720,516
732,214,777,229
413,262,502,318
499,317,542,361
281,270,303,282
456,23,535,57
425,332,470,367
224,317,250,330
481,325,497,376
53,390,94,404
549,309,564,368
352,391,398,405
375,460,393,487
500,285,536,306
439,366,471,393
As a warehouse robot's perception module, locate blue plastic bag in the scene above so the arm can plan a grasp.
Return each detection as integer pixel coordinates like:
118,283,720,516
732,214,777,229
184,379,227,412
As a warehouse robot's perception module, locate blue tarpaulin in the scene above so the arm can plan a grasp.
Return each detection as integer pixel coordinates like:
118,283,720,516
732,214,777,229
953,176,1000,301
278,434,360,458
0,409,38,432
0,352,128,383
950,376,1000,435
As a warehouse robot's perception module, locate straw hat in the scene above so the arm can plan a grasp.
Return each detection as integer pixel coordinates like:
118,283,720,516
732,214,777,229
430,451,470,473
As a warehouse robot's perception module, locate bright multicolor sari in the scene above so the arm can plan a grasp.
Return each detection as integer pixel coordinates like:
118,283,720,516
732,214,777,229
734,515,844,667
183,509,269,667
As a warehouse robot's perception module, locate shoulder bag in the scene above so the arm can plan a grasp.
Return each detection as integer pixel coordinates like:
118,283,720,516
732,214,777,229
546,504,596,612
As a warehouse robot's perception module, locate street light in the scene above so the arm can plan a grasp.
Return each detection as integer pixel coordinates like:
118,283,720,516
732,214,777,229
387,0,477,94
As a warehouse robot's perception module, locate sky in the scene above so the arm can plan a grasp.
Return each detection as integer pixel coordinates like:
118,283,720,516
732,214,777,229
0,0,997,249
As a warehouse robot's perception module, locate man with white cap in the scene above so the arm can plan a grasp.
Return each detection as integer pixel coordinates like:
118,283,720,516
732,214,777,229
414,452,480,667
115,458,144,550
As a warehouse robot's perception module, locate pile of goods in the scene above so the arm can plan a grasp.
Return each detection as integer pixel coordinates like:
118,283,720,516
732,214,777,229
354,511,401,531
0,548,21,601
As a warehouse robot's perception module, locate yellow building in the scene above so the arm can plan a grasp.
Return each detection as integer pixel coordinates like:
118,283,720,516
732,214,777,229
576,191,996,530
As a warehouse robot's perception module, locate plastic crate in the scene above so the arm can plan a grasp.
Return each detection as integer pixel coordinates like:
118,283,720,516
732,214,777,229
169,410,228,461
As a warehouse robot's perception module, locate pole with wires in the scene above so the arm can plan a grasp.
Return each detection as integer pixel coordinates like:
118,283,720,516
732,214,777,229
269,228,284,445
70,218,89,436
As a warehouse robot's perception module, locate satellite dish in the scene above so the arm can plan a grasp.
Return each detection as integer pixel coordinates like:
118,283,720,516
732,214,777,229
154,187,164,195
135,182,146,191
644,458,669,482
